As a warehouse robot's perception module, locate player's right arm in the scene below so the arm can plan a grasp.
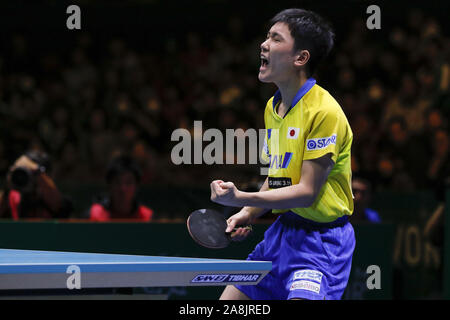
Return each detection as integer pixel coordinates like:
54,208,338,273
226,177,270,241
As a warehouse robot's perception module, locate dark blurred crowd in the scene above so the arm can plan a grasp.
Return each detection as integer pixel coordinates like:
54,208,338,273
0,8,448,197
334,11,449,197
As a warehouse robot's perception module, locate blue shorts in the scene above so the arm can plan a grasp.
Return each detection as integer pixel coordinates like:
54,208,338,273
236,211,355,300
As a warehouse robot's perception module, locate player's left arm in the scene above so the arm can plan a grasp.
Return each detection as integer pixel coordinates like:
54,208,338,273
210,153,334,209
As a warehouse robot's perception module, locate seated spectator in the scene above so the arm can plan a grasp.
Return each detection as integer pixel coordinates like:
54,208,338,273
351,177,381,223
0,150,73,219
88,155,154,221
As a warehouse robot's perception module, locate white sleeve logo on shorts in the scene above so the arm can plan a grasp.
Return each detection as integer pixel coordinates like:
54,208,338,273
306,134,337,151
290,269,323,294
293,269,323,282
290,280,321,293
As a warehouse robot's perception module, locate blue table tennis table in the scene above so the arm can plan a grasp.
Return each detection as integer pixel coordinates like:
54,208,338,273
0,249,271,291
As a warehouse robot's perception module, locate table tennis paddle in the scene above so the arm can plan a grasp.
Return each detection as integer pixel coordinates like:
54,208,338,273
187,209,252,249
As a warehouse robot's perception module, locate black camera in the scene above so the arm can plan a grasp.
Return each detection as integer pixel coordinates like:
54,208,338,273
10,151,50,193
10,167,46,193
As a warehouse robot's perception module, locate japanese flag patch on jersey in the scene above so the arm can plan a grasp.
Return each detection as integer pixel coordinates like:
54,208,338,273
287,127,300,139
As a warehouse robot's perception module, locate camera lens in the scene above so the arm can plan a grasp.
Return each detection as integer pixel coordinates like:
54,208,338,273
11,167,31,190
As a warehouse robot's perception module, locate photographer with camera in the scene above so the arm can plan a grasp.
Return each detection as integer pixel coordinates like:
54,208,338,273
0,150,72,219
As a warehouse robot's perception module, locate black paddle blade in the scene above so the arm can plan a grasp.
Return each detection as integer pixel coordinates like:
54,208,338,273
187,209,231,249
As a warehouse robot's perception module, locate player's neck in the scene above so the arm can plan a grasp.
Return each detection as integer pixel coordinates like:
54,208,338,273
276,73,308,114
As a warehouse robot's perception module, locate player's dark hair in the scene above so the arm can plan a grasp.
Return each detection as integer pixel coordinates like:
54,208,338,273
270,8,335,76
106,155,142,184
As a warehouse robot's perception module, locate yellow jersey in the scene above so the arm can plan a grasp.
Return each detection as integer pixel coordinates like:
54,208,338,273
262,78,353,222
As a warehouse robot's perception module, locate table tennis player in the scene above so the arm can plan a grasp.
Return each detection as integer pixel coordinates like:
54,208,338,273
210,8,355,300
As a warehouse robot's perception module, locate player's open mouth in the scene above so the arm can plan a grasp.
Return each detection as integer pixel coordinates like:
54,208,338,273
260,56,269,68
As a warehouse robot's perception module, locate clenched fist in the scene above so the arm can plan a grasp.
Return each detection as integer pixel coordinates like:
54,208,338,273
210,180,242,207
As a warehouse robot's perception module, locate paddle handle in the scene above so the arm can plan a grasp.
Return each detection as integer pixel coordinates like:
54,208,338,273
226,225,253,235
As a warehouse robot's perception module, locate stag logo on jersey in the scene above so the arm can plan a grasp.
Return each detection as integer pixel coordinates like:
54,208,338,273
306,134,337,151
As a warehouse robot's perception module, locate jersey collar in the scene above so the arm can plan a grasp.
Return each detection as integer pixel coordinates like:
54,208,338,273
272,77,316,118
